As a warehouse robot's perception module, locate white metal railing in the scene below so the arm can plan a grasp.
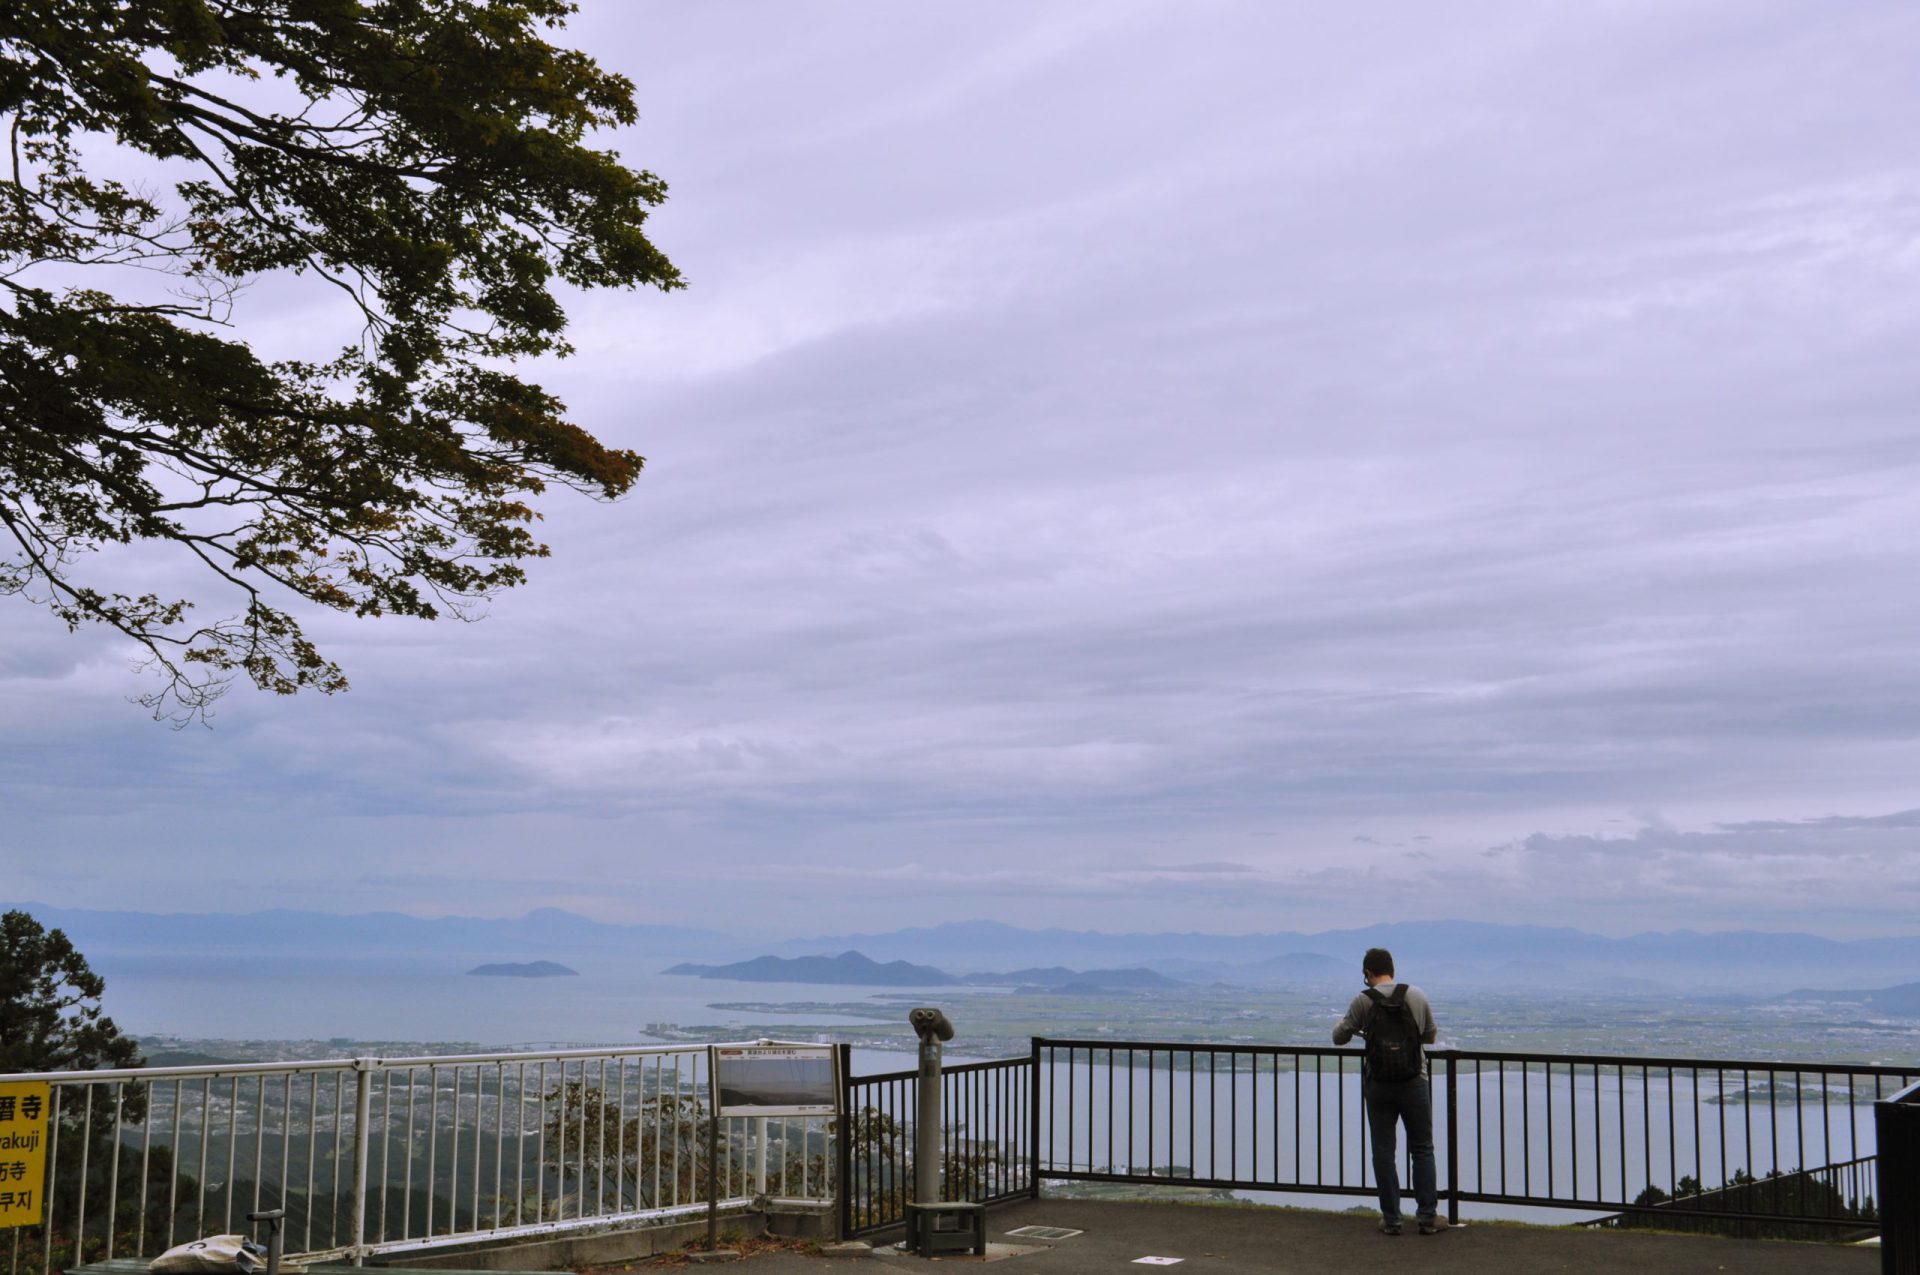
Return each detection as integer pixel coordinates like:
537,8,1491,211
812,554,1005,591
2,1044,834,1274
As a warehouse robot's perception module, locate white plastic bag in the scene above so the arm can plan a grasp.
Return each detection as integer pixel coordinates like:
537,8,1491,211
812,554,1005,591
148,1235,266,1274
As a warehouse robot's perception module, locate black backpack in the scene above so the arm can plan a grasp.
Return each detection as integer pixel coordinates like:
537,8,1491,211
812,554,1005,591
1363,985,1423,1083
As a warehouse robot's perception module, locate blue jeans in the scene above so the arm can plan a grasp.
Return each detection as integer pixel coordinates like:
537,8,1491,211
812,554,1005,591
1365,1074,1437,1223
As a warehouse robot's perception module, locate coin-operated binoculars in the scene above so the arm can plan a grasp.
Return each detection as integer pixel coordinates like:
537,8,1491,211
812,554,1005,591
901,1007,985,1256
908,1007,954,1207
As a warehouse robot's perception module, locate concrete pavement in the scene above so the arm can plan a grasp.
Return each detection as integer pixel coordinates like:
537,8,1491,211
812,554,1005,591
752,1197,1880,1275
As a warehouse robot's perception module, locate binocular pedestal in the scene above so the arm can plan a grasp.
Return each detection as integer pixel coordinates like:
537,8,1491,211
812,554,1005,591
900,1007,986,1257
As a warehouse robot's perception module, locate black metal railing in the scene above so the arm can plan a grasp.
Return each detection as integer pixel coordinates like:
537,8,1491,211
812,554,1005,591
1880,1079,1920,1275
836,1047,1031,1238
1032,1038,1916,1236
1452,1050,1902,1229
1034,1040,1379,1198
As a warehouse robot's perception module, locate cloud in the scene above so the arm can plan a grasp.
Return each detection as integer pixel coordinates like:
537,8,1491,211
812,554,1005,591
4,2,1920,938
1460,814,1920,933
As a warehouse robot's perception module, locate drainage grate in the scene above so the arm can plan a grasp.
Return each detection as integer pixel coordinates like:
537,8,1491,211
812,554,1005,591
1005,1226,1085,1241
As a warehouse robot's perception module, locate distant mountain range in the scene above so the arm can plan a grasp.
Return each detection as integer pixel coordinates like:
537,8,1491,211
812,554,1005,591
1147,952,1353,988
6,901,733,966
664,951,1185,992
1778,981,1920,1017
8,901,1916,996
773,920,1920,993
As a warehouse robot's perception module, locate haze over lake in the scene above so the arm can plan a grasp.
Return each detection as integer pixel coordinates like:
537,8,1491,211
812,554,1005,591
108,953,938,1044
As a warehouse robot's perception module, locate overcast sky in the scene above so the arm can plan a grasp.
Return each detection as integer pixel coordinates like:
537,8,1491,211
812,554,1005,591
4,1,1919,940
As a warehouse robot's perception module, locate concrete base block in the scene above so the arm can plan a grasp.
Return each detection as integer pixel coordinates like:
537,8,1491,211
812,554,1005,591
766,1204,836,1241
820,1241,874,1258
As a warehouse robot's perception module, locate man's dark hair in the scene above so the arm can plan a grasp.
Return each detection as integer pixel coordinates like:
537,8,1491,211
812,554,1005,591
1363,947,1395,979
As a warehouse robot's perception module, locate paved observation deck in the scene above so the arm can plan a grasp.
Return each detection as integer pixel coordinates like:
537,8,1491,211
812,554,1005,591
791,1197,1879,1275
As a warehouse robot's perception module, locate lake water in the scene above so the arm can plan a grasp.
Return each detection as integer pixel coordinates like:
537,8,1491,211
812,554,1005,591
104,952,948,1046
75,957,1912,1231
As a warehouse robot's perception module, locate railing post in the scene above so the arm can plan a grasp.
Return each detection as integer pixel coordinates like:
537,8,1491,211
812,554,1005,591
835,1043,853,1241
75,1085,93,1265
1028,1039,1042,1199
350,1058,376,1267
1444,1052,1460,1225
1880,1080,1920,1275
755,1116,768,1196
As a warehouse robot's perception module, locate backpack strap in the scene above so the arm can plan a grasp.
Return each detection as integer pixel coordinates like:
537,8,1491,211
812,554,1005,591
1388,985,1408,1006
1363,987,1386,1006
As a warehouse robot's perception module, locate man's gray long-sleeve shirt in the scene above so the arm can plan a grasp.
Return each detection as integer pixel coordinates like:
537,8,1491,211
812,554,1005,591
1332,981,1439,1077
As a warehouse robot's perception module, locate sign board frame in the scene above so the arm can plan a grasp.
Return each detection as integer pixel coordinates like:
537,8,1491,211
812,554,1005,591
709,1044,840,1118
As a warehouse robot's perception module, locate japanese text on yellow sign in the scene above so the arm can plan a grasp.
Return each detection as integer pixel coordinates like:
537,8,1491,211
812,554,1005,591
0,1081,49,1228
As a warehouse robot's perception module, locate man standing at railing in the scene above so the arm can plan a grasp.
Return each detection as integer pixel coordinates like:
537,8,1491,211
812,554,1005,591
1332,947,1442,1237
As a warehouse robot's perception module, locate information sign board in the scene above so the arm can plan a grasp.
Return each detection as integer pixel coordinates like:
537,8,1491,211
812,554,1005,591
711,1045,838,1117
0,1081,50,1229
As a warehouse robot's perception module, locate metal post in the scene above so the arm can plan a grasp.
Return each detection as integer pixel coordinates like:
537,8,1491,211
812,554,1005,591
246,1209,284,1275
905,1008,956,1255
1880,1080,1920,1275
105,1085,122,1261
755,1117,768,1197
76,1087,92,1264
706,1110,720,1252
835,1044,853,1240
1445,1052,1460,1226
1028,1039,1042,1200
915,1032,943,1208
350,1060,375,1266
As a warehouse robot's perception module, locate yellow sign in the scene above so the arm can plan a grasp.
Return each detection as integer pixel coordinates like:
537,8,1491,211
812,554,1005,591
0,1081,50,1228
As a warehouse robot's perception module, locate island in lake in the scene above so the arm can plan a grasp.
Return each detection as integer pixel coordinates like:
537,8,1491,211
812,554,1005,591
467,960,578,978
664,950,953,986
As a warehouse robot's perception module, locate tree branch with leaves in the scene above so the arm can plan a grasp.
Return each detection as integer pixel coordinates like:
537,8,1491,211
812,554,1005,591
0,0,682,721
